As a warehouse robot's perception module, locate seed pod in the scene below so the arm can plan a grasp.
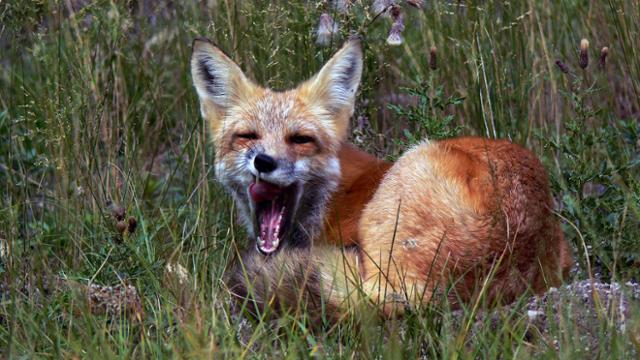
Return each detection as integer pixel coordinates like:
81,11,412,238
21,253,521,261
555,60,570,74
116,221,127,234
429,46,437,70
599,47,609,70
579,38,589,69
127,216,138,234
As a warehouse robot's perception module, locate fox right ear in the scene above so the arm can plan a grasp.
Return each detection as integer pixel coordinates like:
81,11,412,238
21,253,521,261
191,38,258,123
297,39,363,139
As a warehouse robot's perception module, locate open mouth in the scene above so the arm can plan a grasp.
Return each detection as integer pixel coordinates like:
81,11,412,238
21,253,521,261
248,179,297,254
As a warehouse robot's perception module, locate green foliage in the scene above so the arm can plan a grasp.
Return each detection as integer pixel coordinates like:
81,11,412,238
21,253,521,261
388,79,464,151
539,76,640,279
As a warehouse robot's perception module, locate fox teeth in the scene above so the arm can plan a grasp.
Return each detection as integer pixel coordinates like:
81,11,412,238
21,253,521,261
257,236,281,254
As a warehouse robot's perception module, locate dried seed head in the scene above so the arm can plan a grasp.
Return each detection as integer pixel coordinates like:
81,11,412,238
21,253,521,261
580,38,590,51
579,38,589,69
116,220,127,234
389,3,402,19
407,0,424,8
372,0,395,17
127,216,137,233
555,59,570,74
316,13,339,47
599,47,609,70
429,46,437,70
386,6,404,46
86,283,143,318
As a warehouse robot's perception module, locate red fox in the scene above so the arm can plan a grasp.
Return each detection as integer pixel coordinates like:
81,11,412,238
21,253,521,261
190,37,573,320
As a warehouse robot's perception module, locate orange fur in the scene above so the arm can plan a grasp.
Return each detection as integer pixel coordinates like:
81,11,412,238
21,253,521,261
192,38,573,319
355,137,572,315
323,144,392,246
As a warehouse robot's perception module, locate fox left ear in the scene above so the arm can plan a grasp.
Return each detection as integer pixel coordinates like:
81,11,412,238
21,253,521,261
299,39,363,123
191,38,259,132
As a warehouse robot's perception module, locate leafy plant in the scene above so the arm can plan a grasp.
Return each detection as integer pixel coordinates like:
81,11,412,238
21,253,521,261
388,80,464,152
539,58,640,280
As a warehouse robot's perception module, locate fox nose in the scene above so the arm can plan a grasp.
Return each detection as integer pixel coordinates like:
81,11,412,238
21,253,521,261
254,153,278,173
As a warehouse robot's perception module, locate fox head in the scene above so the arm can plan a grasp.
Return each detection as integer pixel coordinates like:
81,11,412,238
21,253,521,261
191,38,363,254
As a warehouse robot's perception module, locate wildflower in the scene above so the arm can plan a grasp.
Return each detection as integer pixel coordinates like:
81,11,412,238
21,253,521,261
579,38,589,69
316,13,339,46
555,60,570,74
429,46,437,70
599,47,609,70
386,6,404,45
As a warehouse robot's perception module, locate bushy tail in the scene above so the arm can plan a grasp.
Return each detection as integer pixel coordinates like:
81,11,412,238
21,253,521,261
225,246,367,323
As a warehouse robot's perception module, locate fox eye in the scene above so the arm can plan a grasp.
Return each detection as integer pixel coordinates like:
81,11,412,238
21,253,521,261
236,132,259,140
290,134,315,144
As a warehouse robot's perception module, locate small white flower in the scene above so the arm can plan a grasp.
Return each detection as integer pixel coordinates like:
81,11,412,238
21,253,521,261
386,31,402,45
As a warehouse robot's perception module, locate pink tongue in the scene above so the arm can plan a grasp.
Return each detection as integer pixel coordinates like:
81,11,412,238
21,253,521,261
259,201,282,251
249,181,282,203
249,181,285,252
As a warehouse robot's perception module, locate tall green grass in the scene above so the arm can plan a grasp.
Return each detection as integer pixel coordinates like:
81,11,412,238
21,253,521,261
1,0,639,357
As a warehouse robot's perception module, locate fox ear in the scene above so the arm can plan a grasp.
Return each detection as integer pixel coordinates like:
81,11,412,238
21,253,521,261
299,39,363,117
191,38,258,123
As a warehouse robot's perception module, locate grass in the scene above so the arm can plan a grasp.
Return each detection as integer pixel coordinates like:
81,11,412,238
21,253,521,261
1,0,639,358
